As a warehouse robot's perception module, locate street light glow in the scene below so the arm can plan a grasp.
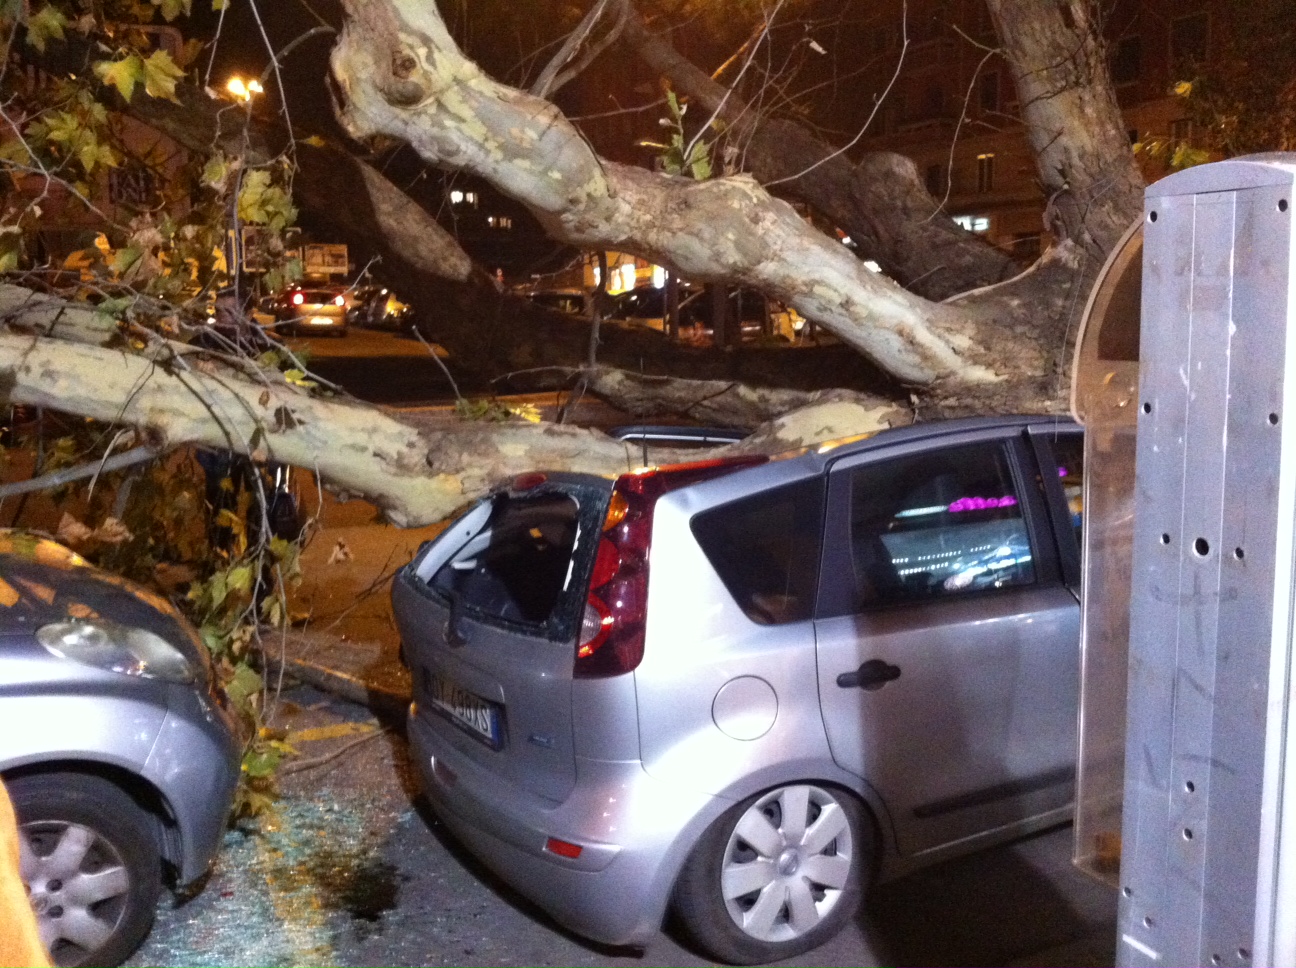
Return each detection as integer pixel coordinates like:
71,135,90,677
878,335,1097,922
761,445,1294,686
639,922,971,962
225,77,264,101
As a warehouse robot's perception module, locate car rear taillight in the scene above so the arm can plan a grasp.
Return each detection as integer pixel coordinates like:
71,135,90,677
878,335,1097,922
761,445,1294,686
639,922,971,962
575,455,766,678
291,292,304,305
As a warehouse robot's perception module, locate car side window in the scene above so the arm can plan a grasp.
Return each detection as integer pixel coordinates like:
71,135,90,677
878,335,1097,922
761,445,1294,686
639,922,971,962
846,442,1035,608
691,477,824,624
1048,433,1085,550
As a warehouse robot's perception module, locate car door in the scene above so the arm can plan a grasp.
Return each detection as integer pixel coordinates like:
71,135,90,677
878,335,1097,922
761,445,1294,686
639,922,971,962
814,429,1080,856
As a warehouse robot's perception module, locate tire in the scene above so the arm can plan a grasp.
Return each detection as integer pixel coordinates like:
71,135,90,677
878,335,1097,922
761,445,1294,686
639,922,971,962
673,783,868,965
9,773,162,968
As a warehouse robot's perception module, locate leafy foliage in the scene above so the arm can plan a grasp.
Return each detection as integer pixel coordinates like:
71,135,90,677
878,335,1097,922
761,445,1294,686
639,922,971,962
1158,2,1296,160
637,88,719,180
0,0,323,821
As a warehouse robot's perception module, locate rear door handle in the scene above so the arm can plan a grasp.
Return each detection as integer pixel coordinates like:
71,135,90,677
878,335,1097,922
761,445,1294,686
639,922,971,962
837,659,901,690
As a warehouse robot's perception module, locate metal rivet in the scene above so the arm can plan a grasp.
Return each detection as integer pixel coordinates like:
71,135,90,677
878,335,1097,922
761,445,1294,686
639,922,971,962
1149,211,1159,223
1160,533,1171,545
1194,537,1210,557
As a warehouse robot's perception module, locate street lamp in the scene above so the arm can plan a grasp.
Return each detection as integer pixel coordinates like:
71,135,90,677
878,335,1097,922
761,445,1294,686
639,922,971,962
225,76,264,102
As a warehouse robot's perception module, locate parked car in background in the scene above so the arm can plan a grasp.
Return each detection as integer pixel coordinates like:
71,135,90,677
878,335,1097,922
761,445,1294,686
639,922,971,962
607,286,803,342
0,532,239,967
348,286,414,331
267,286,349,337
393,415,1084,964
520,288,591,318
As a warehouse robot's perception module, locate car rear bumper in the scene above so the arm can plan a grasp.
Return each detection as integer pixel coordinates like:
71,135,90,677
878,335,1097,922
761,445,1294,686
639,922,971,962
408,704,728,947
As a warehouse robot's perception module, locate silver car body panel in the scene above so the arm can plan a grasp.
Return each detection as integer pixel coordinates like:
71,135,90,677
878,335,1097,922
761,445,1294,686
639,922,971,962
0,541,242,887
395,416,1085,948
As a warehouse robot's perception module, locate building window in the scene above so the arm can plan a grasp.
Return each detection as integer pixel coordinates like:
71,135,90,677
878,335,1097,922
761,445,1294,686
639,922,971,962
449,190,478,207
976,153,996,193
1111,36,1141,86
925,164,947,196
954,215,991,233
487,215,513,230
1171,118,1194,143
1170,13,1209,75
979,72,1000,114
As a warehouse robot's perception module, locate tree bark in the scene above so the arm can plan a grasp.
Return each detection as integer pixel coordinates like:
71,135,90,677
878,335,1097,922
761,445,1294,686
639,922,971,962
329,1,1016,389
985,0,1144,259
0,285,904,524
621,9,1021,302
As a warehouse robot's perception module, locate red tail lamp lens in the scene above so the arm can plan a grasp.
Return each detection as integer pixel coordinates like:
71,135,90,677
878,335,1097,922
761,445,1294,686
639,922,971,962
545,837,583,859
291,292,304,305
589,538,621,588
574,455,767,678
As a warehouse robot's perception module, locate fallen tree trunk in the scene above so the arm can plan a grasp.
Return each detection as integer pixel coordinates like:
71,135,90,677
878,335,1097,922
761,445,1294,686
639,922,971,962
0,286,904,525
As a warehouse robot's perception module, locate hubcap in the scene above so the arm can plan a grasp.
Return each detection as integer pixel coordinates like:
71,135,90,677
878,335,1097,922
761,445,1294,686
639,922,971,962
720,784,854,943
18,820,132,966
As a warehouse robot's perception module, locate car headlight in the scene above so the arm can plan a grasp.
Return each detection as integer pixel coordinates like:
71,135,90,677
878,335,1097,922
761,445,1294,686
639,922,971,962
36,620,196,683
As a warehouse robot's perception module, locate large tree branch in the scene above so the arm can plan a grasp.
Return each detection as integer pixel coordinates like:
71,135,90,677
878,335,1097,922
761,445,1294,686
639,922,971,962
0,286,904,525
620,8,1019,302
984,0,1143,257
329,1,1013,389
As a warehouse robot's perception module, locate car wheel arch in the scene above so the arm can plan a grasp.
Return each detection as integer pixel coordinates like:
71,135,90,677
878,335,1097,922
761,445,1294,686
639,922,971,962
3,760,181,881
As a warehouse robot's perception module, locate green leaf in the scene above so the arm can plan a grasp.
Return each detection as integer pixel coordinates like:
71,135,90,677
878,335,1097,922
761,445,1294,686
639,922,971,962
283,368,317,388
25,5,67,53
111,245,143,275
226,564,253,594
212,0,227,9
0,229,21,273
153,0,191,21
201,154,230,190
141,49,185,101
225,662,263,710
689,141,712,180
94,54,145,102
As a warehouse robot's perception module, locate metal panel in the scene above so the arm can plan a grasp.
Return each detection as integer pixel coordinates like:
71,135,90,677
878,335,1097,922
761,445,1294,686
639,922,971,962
1118,158,1296,966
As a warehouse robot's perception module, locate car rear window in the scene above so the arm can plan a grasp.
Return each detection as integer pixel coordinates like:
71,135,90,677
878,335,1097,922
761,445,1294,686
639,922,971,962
428,492,582,630
691,477,824,624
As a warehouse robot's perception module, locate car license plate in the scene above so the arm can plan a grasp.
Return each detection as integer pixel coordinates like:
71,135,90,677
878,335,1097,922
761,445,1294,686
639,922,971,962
307,316,333,326
428,672,502,749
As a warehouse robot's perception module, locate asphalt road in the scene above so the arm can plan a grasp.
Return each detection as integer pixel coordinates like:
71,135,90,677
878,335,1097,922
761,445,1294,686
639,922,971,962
284,327,466,406
126,685,1117,968
284,328,633,429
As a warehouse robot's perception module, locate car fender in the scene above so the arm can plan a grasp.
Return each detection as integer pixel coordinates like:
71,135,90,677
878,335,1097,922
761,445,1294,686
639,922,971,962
0,691,166,776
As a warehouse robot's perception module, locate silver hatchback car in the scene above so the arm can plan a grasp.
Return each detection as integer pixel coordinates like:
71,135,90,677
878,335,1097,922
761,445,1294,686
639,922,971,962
0,533,240,967
393,415,1084,964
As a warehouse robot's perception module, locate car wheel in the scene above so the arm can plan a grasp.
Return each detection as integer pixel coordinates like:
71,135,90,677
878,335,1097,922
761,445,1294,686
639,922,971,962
9,773,161,968
674,783,867,965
